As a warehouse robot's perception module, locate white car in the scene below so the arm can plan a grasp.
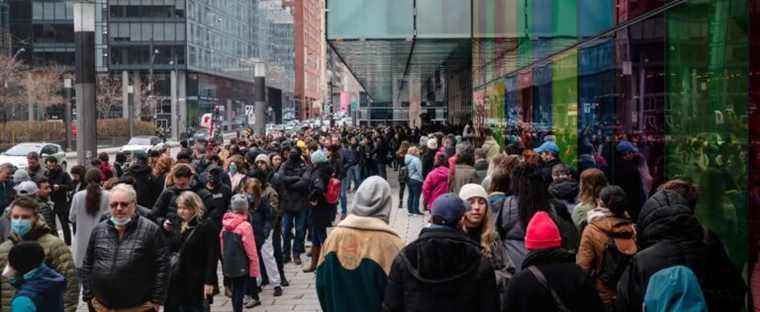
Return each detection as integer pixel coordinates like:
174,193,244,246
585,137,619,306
0,143,67,170
120,136,164,154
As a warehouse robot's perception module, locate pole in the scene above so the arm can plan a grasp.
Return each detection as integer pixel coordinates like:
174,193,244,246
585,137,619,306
74,1,97,166
170,70,178,140
127,85,134,138
254,62,266,135
27,72,33,122
64,79,72,152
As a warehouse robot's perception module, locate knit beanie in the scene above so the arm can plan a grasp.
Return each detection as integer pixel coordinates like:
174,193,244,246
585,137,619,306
230,194,249,213
430,194,467,227
459,184,488,203
427,138,438,150
255,154,270,166
8,241,45,275
12,169,30,184
525,211,562,251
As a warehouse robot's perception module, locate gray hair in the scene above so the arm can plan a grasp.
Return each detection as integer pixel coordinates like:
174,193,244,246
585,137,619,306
110,183,137,204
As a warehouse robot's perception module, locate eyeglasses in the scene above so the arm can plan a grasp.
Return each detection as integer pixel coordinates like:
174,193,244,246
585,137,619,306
109,201,132,209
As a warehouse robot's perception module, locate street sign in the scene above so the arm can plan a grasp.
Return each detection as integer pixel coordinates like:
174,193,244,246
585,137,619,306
245,105,254,115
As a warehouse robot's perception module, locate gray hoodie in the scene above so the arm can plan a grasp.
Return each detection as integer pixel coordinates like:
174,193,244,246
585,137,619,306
350,176,392,223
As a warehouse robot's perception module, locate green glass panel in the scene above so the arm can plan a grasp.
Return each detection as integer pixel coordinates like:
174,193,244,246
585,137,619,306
417,0,471,38
553,0,577,38
326,0,414,39
517,0,533,67
551,49,579,167
665,0,749,268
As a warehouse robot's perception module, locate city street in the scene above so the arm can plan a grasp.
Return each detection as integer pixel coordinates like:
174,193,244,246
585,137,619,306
76,171,426,312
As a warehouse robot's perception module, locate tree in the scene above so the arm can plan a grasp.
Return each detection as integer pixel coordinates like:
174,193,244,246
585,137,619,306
96,74,122,118
20,66,64,121
0,55,25,121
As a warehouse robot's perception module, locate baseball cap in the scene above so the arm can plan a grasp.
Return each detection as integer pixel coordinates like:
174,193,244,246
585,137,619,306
616,140,638,154
14,181,39,196
533,141,560,154
430,194,468,227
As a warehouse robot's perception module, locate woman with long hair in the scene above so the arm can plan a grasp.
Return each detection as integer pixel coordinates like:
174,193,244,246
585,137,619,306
152,154,174,191
396,141,410,210
422,152,450,212
68,169,108,280
164,191,219,312
242,178,284,298
572,168,609,230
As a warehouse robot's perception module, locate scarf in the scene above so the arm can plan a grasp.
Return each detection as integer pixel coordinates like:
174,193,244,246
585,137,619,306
586,207,614,224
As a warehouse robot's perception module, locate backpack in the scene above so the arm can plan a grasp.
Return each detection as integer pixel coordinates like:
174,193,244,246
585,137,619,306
588,222,634,289
398,166,408,184
325,177,341,205
221,230,249,278
644,266,707,312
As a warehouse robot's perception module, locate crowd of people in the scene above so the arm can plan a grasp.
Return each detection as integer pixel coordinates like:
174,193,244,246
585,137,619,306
0,123,749,312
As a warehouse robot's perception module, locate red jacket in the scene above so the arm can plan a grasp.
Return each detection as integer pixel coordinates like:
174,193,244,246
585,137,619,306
422,166,449,211
220,212,260,278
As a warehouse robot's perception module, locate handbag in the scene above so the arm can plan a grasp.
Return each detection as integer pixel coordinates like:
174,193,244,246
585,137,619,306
169,226,199,280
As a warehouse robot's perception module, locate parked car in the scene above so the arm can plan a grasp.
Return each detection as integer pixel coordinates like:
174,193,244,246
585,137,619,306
0,143,67,170
120,136,164,154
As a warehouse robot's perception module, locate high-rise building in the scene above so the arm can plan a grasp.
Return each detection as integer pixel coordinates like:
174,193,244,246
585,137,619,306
289,0,324,120
0,0,9,55
8,0,77,67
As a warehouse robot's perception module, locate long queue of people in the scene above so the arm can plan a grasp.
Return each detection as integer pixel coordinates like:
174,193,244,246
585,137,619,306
0,123,749,312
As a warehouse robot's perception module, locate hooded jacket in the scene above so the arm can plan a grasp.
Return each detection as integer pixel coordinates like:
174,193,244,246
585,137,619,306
421,166,448,211
421,149,436,180
11,264,66,312
643,266,706,312
220,212,260,278
124,162,160,208
615,191,746,312
505,248,605,312
277,156,309,213
548,179,579,216
383,227,498,312
481,137,501,162
0,221,78,312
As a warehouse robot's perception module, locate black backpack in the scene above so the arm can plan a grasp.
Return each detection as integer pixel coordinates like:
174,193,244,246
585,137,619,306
221,230,249,278
588,222,634,289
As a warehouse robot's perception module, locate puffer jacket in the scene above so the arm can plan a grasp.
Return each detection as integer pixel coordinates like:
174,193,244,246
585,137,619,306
615,190,746,312
0,221,78,312
548,178,579,216
82,215,169,309
220,212,260,278
383,226,498,312
576,216,637,305
149,186,192,227
421,166,449,211
125,162,160,208
277,159,308,213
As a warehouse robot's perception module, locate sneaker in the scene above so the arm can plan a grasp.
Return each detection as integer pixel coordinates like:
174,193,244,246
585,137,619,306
293,255,302,266
281,278,290,287
244,297,261,308
243,295,252,306
273,286,283,297
224,287,232,298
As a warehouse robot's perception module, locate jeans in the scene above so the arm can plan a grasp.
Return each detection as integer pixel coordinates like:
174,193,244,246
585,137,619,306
407,179,422,214
398,182,406,208
340,175,351,215
54,202,71,245
230,277,247,312
376,162,387,179
282,209,307,257
349,165,361,190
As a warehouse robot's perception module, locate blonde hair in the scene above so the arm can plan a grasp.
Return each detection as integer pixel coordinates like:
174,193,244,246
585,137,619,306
176,191,205,219
407,146,418,156
152,155,174,177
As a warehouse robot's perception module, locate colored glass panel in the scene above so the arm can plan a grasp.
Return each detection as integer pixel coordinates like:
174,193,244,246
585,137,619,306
665,0,749,268
578,0,614,38
533,64,553,130
552,50,579,167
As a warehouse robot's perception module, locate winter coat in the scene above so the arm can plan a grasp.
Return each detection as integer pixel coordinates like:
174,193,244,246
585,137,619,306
404,154,423,182
27,166,47,184
149,186,191,227
10,264,66,312
45,167,72,209
421,166,448,211
316,215,404,312
98,163,114,181
421,149,436,180
0,180,12,216
277,159,308,213
504,248,605,312
81,215,169,309
164,218,219,308
68,189,110,268
383,226,498,312
36,198,57,236
0,221,78,312
450,164,480,194
199,184,232,228
220,212,260,278
474,159,488,184
615,191,746,312
576,216,637,305
538,158,562,187
125,162,160,208
611,157,644,220
481,137,501,162
249,197,273,247
306,163,335,228
548,179,579,216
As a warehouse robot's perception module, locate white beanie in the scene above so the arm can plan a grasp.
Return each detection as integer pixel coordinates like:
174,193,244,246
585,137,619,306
255,154,270,166
459,184,488,203
427,138,438,150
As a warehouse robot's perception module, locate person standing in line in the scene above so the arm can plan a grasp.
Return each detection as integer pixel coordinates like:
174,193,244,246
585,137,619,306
243,178,283,297
25,152,47,183
5,241,66,312
404,147,423,215
81,183,168,312
572,169,609,230
302,150,334,273
221,194,261,312
421,153,449,213
421,138,438,181
68,169,109,287
45,157,73,245
163,191,219,312
278,149,309,265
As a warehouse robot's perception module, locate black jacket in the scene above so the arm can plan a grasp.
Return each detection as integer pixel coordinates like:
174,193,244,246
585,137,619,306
82,216,169,309
504,248,604,312
150,186,215,228
383,227,498,312
249,197,272,248
306,163,335,228
277,159,308,213
165,218,219,307
199,184,232,228
615,190,746,312
421,149,436,180
45,167,72,208
125,162,160,208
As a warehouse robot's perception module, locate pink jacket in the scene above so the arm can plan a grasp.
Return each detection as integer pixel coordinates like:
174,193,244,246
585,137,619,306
220,212,260,278
422,166,449,211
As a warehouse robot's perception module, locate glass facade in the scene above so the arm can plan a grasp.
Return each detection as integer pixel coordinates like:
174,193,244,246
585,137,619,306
9,0,75,67
473,0,755,275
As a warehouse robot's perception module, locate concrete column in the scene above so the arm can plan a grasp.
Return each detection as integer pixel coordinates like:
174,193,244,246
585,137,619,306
121,70,129,118
408,79,421,128
226,99,232,125
74,1,97,165
178,71,187,135
170,70,178,139
254,63,266,135
133,74,142,119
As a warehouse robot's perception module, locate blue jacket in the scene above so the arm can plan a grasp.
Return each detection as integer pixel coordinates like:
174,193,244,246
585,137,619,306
404,155,423,182
644,266,706,312
339,146,358,168
11,264,66,312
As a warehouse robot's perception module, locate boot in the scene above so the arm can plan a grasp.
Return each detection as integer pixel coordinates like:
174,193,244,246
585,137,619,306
398,199,403,209
293,254,302,266
303,245,321,273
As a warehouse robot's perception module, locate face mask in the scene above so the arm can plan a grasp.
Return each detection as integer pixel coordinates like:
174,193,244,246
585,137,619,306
11,219,32,237
110,216,131,226
229,163,237,174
